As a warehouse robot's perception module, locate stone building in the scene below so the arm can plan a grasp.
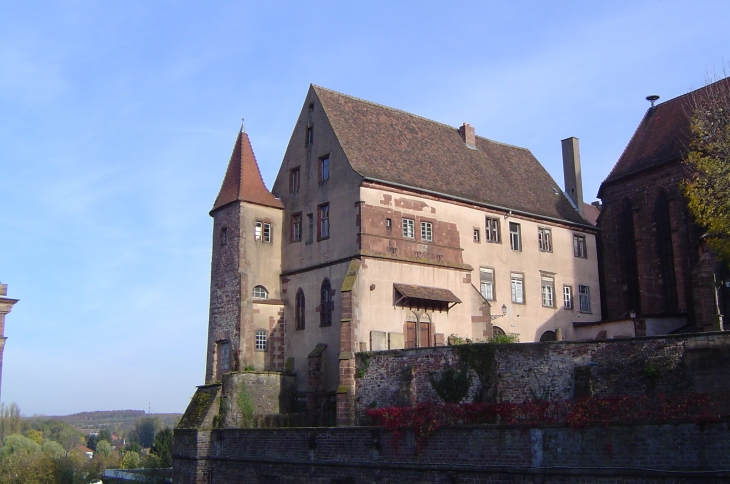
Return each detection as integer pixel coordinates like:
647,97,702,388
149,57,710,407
596,77,730,336
0,283,18,402
204,85,601,423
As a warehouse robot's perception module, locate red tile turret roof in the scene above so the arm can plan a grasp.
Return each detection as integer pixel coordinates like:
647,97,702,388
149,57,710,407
313,86,588,226
211,130,284,213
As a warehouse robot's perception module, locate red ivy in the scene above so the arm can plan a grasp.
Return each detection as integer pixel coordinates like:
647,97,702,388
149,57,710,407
366,393,722,454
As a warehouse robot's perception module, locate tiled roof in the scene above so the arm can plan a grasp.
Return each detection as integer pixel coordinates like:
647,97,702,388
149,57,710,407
582,203,600,226
212,130,284,212
393,283,461,303
600,77,730,193
313,86,587,226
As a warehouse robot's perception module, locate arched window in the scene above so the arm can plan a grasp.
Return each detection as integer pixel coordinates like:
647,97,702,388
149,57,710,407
404,311,432,348
492,326,506,339
620,199,640,314
295,289,305,330
320,279,333,327
252,285,268,299
255,330,267,351
539,330,557,342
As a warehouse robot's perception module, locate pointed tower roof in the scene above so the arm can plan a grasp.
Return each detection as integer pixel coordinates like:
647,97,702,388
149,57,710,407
212,129,284,213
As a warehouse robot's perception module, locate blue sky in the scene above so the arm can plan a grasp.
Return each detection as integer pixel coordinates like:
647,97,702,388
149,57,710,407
1,1,728,416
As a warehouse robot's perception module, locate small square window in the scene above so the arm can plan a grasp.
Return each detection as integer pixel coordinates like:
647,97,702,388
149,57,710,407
319,156,330,182
289,168,300,194
574,235,587,258
291,213,302,242
421,222,433,242
473,228,480,243
486,217,500,243
402,219,415,239
538,227,552,252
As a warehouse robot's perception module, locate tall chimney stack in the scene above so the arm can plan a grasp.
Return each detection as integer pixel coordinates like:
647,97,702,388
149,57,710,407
561,137,584,219
459,123,476,150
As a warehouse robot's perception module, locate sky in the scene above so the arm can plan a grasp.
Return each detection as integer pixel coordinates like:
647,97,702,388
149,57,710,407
1,0,729,416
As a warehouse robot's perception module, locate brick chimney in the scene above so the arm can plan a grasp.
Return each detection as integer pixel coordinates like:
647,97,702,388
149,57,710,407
561,137,585,219
459,123,476,149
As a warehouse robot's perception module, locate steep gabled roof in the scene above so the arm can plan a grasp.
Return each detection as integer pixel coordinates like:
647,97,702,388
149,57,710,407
312,86,587,226
600,77,730,195
212,129,284,212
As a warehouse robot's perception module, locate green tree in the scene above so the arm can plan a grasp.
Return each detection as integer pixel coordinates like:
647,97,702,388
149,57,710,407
95,439,112,459
42,440,65,458
0,403,21,443
1,434,40,457
132,417,158,448
684,73,730,261
120,449,141,469
150,428,173,467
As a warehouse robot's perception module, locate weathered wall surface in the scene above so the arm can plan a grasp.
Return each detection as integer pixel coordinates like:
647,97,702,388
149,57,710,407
219,372,297,428
173,421,730,483
354,331,730,412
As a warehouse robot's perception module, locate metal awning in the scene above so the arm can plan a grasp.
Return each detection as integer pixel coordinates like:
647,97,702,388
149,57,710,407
393,283,461,312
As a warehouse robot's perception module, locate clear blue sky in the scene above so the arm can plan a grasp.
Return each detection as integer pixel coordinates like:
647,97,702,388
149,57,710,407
1,1,728,416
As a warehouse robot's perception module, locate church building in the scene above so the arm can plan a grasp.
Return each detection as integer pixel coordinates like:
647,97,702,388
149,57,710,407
204,86,601,415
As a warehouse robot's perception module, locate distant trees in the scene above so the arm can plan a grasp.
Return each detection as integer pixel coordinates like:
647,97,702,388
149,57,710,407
684,72,730,261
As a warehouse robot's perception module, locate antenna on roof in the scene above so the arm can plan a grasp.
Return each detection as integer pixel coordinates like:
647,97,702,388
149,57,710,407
646,95,660,108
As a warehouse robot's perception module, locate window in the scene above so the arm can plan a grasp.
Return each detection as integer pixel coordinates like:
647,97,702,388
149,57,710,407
538,227,552,252
386,218,392,231
578,285,591,313
305,126,313,147
255,222,271,243
291,213,302,242
255,330,267,351
473,228,480,242
573,235,587,258
289,168,300,193
295,289,305,330
421,221,433,242
402,218,415,238
318,204,330,240
511,273,524,304
509,222,521,251
563,286,573,310
541,275,554,307
216,341,231,375
480,268,495,300
220,227,227,246
307,213,314,244
485,217,500,243
319,155,330,182
404,311,432,348
252,285,269,299
320,279,333,327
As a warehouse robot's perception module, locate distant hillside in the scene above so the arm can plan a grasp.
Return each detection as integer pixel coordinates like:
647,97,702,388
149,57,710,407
38,410,182,432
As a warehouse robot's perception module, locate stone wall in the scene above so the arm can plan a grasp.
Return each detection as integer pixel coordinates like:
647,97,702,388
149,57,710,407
354,331,730,413
173,420,730,483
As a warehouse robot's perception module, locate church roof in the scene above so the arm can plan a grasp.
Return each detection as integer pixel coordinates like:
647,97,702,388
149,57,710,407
211,130,284,213
312,85,588,226
599,77,730,195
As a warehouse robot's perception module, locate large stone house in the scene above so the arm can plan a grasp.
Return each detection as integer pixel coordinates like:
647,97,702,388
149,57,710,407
596,78,730,337
204,86,601,422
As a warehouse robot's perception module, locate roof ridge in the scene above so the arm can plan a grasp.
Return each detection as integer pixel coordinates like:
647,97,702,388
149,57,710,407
311,84,530,153
653,75,730,108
